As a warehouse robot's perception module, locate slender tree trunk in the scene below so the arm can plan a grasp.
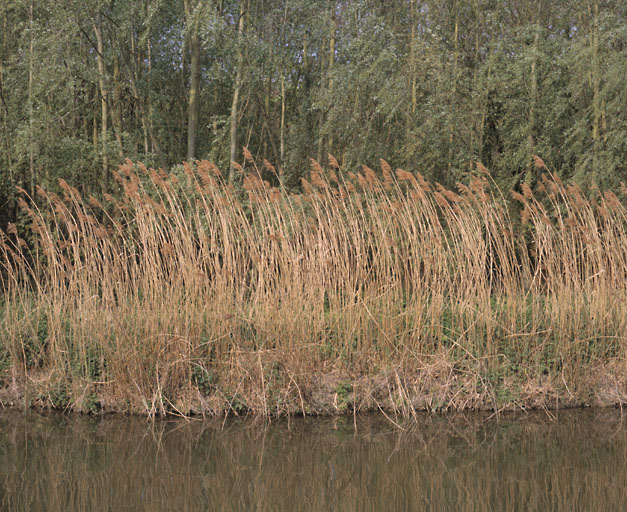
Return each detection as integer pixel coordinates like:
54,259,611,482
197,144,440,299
147,33,155,153
262,2,272,158
183,0,200,160
316,2,335,163
477,61,492,163
447,5,459,177
178,38,186,159
279,0,289,178
260,117,280,170
212,84,218,133
228,0,246,183
410,0,417,114
93,15,109,191
28,1,34,194
280,76,285,178
470,0,485,168
92,88,98,151
316,25,327,162
0,10,12,173
262,71,271,158
111,56,125,159
591,0,601,168
303,30,309,77
127,28,147,153
327,7,336,154
143,2,155,153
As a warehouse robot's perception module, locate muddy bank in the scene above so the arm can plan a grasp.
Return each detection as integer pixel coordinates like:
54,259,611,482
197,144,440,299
1,358,625,418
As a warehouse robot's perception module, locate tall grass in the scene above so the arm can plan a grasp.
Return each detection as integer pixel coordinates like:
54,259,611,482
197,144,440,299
1,156,625,416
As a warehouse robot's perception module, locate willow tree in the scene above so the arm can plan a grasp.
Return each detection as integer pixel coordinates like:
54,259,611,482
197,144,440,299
563,0,627,187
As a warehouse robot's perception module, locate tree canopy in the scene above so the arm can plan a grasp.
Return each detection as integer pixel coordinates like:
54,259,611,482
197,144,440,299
1,0,625,226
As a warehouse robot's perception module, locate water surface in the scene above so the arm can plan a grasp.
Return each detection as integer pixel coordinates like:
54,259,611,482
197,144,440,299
0,409,625,511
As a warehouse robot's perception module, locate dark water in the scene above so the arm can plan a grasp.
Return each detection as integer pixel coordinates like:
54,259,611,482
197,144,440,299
0,409,625,511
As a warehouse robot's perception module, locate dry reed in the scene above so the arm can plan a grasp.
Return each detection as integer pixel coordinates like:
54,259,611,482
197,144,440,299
0,157,625,417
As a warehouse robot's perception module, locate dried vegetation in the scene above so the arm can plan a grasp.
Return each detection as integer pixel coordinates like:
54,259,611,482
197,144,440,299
1,155,626,417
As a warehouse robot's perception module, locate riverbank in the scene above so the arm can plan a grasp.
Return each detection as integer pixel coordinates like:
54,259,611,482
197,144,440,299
1,159,625,418
1,356,625,417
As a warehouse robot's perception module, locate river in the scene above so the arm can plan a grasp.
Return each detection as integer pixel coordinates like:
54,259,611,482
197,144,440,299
0,409,625,511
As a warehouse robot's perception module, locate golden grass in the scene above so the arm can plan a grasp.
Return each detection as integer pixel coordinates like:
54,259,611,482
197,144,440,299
0,156,625,417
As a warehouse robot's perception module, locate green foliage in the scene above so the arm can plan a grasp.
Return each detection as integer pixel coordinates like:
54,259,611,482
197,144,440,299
227,393,248,415
44,379,70,410
191,364,214,395
0,0,625,228
17,309,49,369
0,347,10,386
73,347,103,381
334,380,353,413
83,392,101,415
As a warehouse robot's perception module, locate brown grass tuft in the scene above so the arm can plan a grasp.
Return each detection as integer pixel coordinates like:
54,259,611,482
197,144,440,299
243,146,254,164
476,161,490,175
532,154,546,169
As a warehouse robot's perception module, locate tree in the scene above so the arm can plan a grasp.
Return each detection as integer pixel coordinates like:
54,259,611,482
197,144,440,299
183,0,201,160
228,0,246,183
0,0,625,234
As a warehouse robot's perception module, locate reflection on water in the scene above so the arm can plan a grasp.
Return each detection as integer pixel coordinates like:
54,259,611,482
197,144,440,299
0,409,625,511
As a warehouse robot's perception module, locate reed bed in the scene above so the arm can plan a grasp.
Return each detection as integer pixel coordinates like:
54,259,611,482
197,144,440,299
0,156,625,417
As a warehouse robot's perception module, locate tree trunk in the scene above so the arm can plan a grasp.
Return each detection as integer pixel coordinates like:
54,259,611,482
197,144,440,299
279,0,288,178
111,56,125,159
327,6,336,154
183,0,200,160
147,31,155,153
92,88,98,151
447,5,459,177
280,76,285,178
316,2,335,163
228,0,246,183
591,0,601,168
28,1,35,194
93,15,109,191
303,29,309,77
262,1,272,158
178,32,186,158
477,61,492,164
410,0,417,114
471,0,486,168
316,42,325,163
0,10,12,173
